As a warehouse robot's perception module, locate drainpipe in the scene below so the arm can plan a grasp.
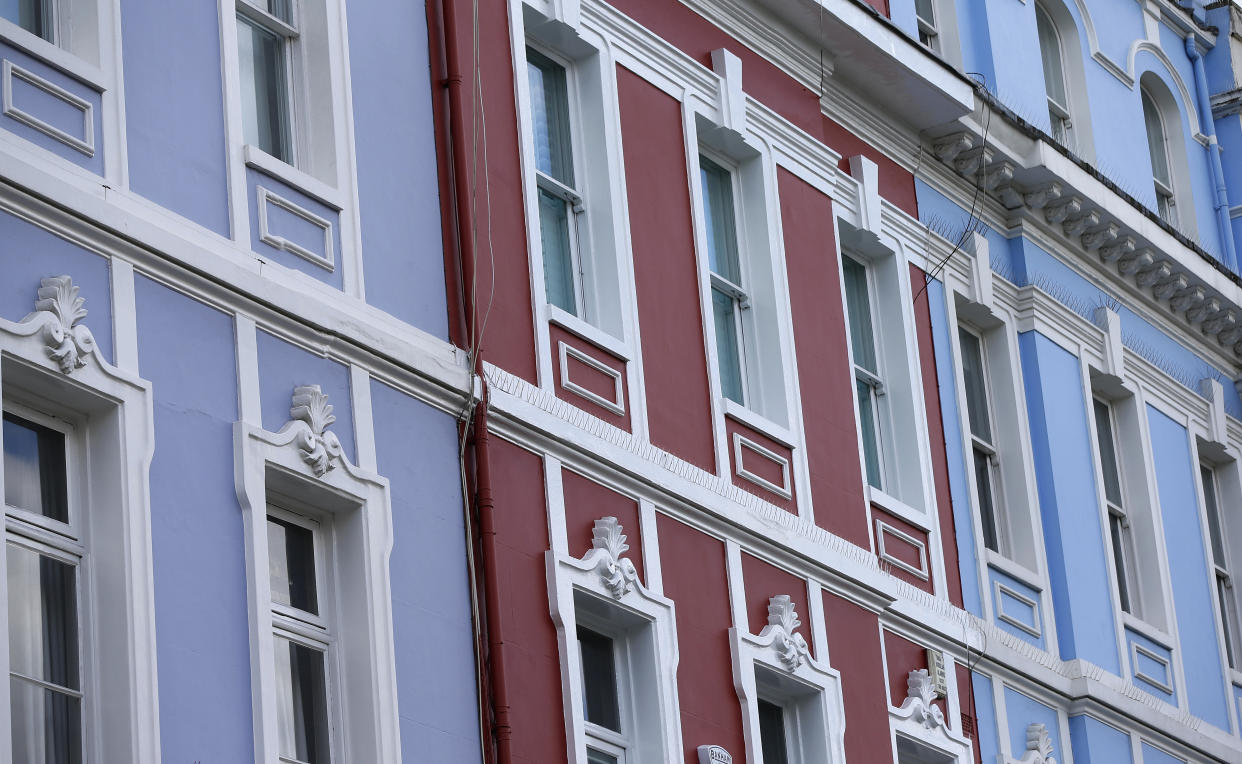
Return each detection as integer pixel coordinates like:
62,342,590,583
1186,35,1238,272
428,0,510,761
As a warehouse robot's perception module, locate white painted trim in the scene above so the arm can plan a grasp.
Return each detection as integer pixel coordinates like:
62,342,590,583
244,143,346,211
732,431,793,499
546,516,684,763
234,390,401,764
993,579,1044,639
637,498,662,595
1130,640,1175,695
557,340,625,415
0,275,161,762
1,59,95,156
234,314,262,426
876,520,930,581
349,364,377,472
109,256,138,372
255,185,335,270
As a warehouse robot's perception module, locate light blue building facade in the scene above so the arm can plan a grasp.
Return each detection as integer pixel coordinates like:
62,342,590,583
0,0,480,762
895,0,1242,760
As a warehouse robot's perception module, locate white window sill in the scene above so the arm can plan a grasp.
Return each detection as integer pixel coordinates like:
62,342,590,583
984,549,1043,591
722,398,794,448
866,485,929,531
0,20,105,90
547,305,630,361
243,144,344,210
1230,668,1242,688
1121,612,1173,648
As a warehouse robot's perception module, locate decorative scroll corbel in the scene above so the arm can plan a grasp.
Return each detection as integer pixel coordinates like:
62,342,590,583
589,516,640,599
289,385,343,476
897,669,946,730
28,275,97,374
1013,722,1057,764
761,595,810,671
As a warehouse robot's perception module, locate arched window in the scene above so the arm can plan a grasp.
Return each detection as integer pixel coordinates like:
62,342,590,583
1141,86,1177,225
1036,4,1071,145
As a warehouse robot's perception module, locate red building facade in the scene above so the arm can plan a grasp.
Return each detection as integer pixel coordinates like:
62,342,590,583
431,0,984,761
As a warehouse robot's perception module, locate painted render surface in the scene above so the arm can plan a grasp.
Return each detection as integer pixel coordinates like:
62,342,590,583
1019,330,1119,673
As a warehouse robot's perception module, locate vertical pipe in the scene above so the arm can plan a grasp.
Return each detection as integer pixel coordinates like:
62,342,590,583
1186,36,1238,272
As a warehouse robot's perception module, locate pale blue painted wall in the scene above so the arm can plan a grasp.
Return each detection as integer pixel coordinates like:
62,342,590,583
1068,714,1133,764
972,672,1001,762
256,329,357,464
136,276,255,762
347,0,451,337
371,380,482,760
1019,330,1120,674
0,210,113,364
120,0,231,236
1003,687,1061,761
1141,741,1188,764
1147,406,1231,731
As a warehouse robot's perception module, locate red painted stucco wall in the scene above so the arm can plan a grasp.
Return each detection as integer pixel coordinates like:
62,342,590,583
822,591,892,761
618,66,718,472
777,168,870,546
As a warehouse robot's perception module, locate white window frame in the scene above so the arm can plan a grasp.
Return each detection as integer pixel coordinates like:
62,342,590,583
730,595,846,764
235,0,300,166
1090,395,1144,619
512,8,631,344
841,252,887,492
234,385,399,764
914,0,939,53
950,312,1043,578
1137,76,1195,237
0,274,159,762
1197,456,1242,678
689,117,793,431
1035,3,1072,148
546,516,683,764
888,667,973,764
699,147,753,409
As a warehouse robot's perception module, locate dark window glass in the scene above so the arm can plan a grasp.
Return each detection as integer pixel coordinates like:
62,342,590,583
1093,400,1123,507
757,698,789,764
1109,513,1132,614
238,15,292,162
577,626,620,732
526,49,575,186
1,0,52,41
973,447,999,553
957,330,992,443
1202,465,1227,565
268,516,319,615
3,412,68,523
8,544,81,764
276,638,331,763
699,156,742,285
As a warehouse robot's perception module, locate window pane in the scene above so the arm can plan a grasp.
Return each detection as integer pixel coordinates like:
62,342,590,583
1218,574,1237,669
757,698,790,764
10,676,81,764
238,16,292,162
266,0,293,24
1036,7,1067,109
841,257,878,374
857,377,883,490
1202,465,1227,566
1092,400,1123,507
587,749,619,764
7,545,79,692
1142,91,1171,189
0,0,51,41
957,329,992,443
268,516,318,615
275,638,331,764
577,626,621,732
973,447,1000,553
712,288,745,404
914,0,935,24
526,49,575,186
1109,513,1132,614
538,188,577,315
699,157,742,285
3,413,68,522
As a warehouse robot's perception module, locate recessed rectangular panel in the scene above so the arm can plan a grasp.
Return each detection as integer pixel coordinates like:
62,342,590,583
558,341,625,415
876,520,929,580
257,186,334,269
988,567,1044,647
2,59,94,156
1126,627,1175,699
733,433,792,499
